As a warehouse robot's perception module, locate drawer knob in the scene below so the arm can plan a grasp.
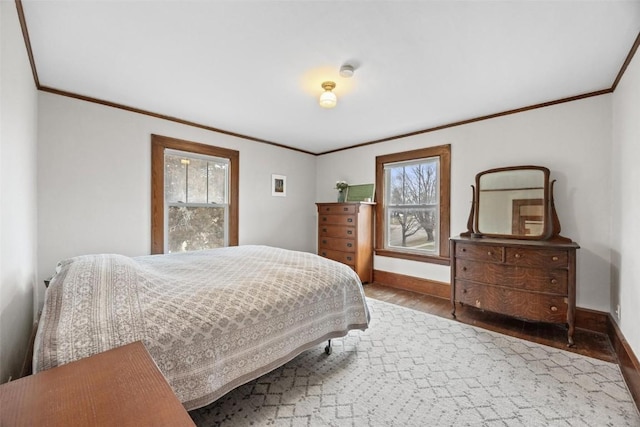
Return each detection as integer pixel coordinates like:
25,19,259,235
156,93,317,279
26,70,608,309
550,278,558,284
347,218,353,223
322,217,327,221
346,256,352,261
321,252,327,256
343,207,348,211
462,267,467,271
325,207,330,211
347,243,353,248
487,251,492,256
347,230,353,235
462,289,467,294
552,256,559,261
550,306,558,312
515,253,521,259
322,228,327,232
461,248,467,252
322,240,327,244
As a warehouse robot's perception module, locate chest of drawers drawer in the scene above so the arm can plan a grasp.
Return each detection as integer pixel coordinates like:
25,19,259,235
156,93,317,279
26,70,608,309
318,248,356,266
319,236,356,252
319,214,357,226
504,247,568,268
455,280,568,323
455,243,504,263
318,204,357,215
319,225,356,239
455,259,568,294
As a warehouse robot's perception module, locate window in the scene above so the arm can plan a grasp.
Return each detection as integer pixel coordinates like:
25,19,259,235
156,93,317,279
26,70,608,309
151,135,239,254
375,145,450,265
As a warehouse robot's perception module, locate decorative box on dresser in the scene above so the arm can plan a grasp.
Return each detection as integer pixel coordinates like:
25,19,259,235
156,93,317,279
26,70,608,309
452,165,579,346
450,237,579,345
316,202,374,283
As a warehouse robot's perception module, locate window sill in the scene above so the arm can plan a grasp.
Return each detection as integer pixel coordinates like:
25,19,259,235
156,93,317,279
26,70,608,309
374,248,451,266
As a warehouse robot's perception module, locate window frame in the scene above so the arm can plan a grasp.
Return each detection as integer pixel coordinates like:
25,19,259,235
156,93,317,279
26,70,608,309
151,134,239,254
375,144,451,265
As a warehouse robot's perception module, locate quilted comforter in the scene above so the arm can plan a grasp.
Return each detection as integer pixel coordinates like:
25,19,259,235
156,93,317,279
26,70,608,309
33,245,370,410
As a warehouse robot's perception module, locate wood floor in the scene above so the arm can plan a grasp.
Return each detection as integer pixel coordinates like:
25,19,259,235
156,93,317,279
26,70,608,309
363,283,617,364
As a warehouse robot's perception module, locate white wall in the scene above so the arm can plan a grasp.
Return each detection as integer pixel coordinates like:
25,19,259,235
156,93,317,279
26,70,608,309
0,2,39,383
37,93,317,307
317,95,613,311
611,49,640,356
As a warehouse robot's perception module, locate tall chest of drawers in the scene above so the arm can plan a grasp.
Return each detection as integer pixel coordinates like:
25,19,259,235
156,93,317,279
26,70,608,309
450,237,579,345
316,202,374,283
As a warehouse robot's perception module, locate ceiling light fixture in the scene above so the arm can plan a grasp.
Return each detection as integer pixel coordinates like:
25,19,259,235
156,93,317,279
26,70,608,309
319,81,337,109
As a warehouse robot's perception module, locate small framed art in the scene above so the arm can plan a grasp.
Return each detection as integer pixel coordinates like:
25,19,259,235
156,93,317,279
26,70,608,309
271,174,286,197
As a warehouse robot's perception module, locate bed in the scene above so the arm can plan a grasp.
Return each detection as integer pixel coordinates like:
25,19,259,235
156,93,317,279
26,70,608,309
33,245,370,410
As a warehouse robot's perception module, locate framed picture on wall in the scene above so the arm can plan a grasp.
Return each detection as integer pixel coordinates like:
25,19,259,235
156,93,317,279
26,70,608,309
272,174,286,197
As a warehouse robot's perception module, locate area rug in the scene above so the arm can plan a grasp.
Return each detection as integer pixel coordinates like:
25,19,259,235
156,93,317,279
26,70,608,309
189,298,640,426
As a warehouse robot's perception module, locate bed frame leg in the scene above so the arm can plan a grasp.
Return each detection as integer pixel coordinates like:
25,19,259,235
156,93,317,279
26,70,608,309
324,340,332,355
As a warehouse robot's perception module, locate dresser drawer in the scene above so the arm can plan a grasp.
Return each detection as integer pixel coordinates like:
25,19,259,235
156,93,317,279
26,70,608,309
505,247,568,268
318,248,356,266
319,225,356,239
319,237,356,252
318,204,357,215
455,259,568,294
319,214,357,226
455,280,568,323
455,243,503,263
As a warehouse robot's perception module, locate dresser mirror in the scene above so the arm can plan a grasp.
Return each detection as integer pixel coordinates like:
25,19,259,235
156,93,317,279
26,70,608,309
462,165,568,242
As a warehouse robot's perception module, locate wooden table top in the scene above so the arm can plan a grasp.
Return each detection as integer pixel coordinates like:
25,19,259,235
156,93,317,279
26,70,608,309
0,341,195,426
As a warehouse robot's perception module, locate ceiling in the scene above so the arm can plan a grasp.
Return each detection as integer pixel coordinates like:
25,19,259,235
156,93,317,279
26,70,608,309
20,1,640,155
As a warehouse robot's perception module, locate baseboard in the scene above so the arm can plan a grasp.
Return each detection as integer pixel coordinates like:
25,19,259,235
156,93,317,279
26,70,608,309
373,269,449,299
575,307,608,335
607,316,640,410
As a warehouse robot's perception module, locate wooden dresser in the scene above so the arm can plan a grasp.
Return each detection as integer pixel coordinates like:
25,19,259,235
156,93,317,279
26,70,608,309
316,202,374,283
450,237,579,345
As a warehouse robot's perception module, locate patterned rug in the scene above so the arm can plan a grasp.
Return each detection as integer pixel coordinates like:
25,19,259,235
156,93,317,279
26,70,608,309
189,298,640,426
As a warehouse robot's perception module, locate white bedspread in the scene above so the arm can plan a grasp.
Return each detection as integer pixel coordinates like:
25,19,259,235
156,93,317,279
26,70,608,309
33,245,369,410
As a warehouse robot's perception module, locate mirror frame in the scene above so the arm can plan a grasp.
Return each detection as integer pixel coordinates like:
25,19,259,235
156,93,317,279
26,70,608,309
461,165,569,242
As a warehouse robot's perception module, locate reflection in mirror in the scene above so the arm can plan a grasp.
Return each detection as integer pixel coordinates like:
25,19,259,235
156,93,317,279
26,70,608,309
477,168,546,237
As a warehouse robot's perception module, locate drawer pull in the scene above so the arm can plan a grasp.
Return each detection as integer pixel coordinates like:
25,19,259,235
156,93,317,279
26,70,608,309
346,243,353,248
487,251,492,256
462,267,467,271
552,256,559,261
515,253,521,259
322,228,327,232
461,248,467,252
321,252,327,256
343,207,348,211
346,256,352,261
550,278,558,285
325,207,330,211
322,240,327,244
322,217,327,222
550,306,558,312
347,230,353,235
347,218,353,223
462,289,467,294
